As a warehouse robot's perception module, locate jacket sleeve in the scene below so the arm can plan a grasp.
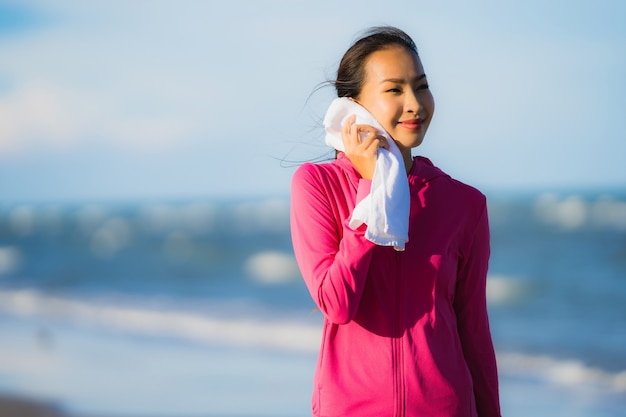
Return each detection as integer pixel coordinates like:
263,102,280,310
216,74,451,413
290,163,376,324
454,201,502,417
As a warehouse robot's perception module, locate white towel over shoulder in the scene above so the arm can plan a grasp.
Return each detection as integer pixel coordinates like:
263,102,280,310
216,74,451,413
323,97,410,251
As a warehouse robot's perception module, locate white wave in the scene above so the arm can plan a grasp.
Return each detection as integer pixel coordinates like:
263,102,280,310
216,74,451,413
498,352,626,393
0,246,22,275
75,204,110,234
138,202,218,235
245,251,300,284
589,195,626,230
135,199,290,236
232,199,290,233
533,193,587,230
2,291,625,396
533,192,626,231
90,216,132,258
0,289,321,353
7,205,37,236
486,274,528,304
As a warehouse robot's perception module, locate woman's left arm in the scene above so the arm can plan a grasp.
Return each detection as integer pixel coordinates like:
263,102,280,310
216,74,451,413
454,202,502,417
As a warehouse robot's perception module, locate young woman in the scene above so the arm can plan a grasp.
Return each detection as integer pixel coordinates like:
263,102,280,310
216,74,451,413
290,27,501,417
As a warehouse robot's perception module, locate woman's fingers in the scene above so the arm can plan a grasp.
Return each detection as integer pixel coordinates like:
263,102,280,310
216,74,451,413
341,115,358,147
343,120,388,152
340,117,389,179
356,126,389,151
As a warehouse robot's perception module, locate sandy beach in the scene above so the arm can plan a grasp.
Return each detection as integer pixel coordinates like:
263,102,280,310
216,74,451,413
0,394,67,417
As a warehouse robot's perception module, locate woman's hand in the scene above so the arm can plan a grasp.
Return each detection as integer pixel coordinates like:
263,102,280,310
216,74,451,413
341,115,389,180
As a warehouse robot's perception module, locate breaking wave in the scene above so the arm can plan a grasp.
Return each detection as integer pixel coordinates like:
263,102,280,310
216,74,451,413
533,192,626,231
497,352,626,394
0,289,321,353
1,289,625,396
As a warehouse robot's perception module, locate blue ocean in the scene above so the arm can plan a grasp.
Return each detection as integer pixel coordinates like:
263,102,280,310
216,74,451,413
0,189,624,416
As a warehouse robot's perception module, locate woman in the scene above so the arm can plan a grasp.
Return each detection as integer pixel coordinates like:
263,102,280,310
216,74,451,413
290,26,501,417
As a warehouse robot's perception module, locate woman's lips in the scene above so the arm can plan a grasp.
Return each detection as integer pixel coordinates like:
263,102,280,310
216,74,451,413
398,119,422,130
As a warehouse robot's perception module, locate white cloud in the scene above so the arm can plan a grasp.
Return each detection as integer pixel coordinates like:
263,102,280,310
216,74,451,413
0,2,229,156
0,78,200,155
0,81,81,154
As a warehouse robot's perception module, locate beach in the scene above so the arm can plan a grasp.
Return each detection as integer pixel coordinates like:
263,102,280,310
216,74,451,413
0,395,66,417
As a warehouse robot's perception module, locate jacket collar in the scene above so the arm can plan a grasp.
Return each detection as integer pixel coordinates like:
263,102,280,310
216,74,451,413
409,156,449,186
335,152,448,185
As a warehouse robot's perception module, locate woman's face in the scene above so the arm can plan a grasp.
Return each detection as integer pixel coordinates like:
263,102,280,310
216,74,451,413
355,46,434,153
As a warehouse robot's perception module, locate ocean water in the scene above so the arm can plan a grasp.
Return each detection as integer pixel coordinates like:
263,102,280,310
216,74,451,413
0,190,624,416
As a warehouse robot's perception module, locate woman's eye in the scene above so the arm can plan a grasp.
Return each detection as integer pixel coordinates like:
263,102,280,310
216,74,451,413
387,88,401,93
416,84,429,91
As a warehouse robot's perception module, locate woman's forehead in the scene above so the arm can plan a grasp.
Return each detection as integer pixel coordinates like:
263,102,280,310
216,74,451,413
363,47,424,82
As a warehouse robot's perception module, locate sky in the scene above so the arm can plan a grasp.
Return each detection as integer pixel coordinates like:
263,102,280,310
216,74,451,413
0,0,624,203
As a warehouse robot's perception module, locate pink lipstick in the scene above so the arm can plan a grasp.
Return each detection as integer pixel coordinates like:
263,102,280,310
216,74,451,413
398,119,422,130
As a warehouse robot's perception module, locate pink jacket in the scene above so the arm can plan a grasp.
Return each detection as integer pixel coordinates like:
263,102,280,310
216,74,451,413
290,154,501,417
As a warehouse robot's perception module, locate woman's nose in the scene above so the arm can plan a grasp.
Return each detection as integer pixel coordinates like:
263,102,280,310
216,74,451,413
405,89,420,114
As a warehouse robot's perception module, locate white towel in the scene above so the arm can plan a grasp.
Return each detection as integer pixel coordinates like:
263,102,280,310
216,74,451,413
323,97,410,251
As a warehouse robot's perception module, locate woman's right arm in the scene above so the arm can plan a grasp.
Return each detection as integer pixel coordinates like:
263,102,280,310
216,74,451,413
290,163,376,324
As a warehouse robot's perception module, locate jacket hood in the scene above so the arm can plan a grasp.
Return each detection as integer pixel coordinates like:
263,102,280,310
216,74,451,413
409,156,450,186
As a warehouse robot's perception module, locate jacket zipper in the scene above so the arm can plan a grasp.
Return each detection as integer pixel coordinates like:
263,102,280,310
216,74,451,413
393,250,405,417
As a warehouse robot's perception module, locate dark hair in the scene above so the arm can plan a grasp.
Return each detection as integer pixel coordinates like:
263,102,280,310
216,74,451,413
334,26,419,98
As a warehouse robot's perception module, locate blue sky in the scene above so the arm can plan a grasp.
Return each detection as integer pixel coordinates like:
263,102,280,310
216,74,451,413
0,0,624,203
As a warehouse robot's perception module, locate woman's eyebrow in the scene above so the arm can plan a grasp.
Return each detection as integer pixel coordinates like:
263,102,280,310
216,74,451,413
381,74,427,84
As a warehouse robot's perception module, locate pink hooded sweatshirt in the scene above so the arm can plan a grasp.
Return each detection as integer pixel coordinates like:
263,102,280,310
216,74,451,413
290,154,501,417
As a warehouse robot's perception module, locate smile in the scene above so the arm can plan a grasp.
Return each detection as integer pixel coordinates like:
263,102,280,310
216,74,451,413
398,119,423,130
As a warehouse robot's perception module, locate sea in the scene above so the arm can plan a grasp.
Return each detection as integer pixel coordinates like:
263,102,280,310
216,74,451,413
0,188,624,417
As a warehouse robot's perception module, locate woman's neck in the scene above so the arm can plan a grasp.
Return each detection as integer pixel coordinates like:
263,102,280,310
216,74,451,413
401,149,413,174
